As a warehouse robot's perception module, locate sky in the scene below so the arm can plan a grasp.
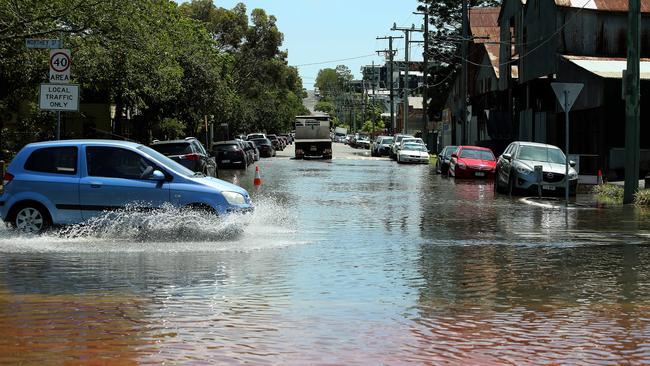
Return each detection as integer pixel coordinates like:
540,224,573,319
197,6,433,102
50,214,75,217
177,0,425,88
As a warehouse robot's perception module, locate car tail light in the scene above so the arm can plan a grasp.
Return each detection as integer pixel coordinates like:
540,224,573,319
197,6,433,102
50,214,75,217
3,172,13,186
324,149,332,154
181,153,201,161
296,149,304,154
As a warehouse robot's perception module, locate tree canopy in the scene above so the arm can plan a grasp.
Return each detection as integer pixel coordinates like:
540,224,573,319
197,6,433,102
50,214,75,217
0,0,308,156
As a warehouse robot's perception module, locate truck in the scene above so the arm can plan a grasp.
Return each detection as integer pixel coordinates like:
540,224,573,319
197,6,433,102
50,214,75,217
294,114,332,159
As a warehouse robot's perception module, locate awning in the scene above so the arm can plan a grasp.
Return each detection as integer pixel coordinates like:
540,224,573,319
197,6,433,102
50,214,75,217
562,55,650,79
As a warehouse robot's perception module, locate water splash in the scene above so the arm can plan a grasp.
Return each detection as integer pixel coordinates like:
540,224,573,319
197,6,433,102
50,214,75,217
0,196,298,252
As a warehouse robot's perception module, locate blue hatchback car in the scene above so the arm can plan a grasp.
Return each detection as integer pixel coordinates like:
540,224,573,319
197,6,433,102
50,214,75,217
0,140,253,233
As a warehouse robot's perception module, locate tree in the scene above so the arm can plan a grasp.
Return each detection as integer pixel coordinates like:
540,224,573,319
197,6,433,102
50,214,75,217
314,100,335,115
417,0,501,117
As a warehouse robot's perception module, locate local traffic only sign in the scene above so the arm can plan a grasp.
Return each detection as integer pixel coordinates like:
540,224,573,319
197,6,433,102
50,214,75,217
39,84,79,111
49,49,71,83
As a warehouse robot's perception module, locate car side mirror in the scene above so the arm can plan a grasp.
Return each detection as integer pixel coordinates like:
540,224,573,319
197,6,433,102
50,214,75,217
151,170,166,180
503,153,512,160
569,160,576,168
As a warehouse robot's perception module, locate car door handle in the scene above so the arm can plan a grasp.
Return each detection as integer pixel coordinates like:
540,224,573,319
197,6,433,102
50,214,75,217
90,182,103,188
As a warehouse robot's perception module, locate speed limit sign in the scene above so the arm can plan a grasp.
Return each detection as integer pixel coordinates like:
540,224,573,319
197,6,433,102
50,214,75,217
49,49,71,83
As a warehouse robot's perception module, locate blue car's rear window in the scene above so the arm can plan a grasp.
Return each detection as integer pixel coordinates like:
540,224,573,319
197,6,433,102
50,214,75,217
24,146,77,175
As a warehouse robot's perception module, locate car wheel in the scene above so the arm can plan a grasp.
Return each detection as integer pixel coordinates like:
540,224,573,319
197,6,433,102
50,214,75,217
12,204,51,234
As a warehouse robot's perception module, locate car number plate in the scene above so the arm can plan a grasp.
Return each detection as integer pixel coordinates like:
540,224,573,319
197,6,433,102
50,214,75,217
310,146,317,151
222,160,230,163
543,185,556,191
475,172,485,177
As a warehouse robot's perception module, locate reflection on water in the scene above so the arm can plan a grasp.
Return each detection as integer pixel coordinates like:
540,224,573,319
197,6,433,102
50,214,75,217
1,153,650,364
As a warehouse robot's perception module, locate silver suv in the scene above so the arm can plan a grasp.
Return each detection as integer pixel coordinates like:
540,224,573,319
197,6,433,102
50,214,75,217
495,141,578,196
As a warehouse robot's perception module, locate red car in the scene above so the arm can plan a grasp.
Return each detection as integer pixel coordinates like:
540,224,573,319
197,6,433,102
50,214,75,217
449,146,496,178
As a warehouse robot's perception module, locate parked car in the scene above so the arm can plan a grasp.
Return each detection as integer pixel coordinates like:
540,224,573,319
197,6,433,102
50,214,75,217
449,146,496,179
212,140,248,169
372,136,394,157
246,141,260,162
250,138,276,158
396,143,430,164
495,141,578,195
0,140,253,233
435,145,457,175
246,133,266,140
355,135,371,150
267,134,283,151
149,137,217,177
279,133,292,145
390,134,414,160
237,139,256,165
278,136,289,149
393,137,423,158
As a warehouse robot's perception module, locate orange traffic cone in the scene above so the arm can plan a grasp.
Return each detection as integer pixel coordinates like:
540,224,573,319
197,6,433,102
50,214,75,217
254,165,263,186
597,169,603,184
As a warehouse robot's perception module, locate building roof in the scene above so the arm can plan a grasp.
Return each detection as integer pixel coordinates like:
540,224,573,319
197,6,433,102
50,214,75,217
563,55,650,79
469,7,502,77
554,0,650,12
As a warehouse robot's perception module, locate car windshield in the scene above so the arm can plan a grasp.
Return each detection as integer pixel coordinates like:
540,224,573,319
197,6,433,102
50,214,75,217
149,142,191,156
403,144,427,152
444,146,457,157
517,145,565,164
137,145,195,177
460,148,494,160
381,138,393,144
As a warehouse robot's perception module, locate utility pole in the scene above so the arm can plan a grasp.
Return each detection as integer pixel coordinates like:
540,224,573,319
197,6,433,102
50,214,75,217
377,35,402,135
461,0,469,144
624,0,641,204
392,24,423,134
415,5,430,149
372,60,376,136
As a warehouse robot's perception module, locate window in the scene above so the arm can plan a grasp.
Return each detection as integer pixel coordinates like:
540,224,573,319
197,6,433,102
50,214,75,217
24,147,77,175
149,143,192,156
460,149,495,161
86,147,154,179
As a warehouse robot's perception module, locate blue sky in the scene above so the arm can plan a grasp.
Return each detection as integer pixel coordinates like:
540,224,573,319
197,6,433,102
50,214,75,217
176,0,424,88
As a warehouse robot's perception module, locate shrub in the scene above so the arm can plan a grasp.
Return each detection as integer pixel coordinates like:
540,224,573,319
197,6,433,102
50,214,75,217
592,184,623,203
634,189,650,206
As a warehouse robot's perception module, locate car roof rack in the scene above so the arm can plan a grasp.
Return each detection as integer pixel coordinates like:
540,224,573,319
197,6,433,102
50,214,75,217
184,137,196,140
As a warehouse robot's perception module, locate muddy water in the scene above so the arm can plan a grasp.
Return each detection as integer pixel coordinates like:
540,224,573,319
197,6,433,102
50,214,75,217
1,145,650,365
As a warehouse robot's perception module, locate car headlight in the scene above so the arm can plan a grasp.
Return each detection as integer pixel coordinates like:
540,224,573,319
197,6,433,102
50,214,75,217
222,191,246,205
569,170,578,179
516,165,533,175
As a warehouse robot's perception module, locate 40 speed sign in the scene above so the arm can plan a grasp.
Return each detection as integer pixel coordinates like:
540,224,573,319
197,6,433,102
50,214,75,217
49,49,71,83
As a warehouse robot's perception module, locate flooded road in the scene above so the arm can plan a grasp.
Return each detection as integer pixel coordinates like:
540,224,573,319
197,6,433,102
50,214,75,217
1,143,650,365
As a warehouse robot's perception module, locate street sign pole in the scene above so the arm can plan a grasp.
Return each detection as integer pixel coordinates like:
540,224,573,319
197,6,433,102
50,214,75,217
57,111,61,140
564,91,569,205
551,82,583,205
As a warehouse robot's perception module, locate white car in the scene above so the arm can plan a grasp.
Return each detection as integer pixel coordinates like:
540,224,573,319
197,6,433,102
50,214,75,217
246,133,266,140
397,143,429,164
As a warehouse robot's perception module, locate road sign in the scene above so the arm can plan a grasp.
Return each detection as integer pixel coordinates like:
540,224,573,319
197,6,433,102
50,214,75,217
550,82,583,205
551,83,583,112
49,49,71,83
25,39,61,49
39,84,79,111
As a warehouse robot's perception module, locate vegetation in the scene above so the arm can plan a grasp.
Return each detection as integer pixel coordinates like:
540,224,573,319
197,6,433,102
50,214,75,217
634,189,650,206
0,0,307,158
417,0,501,119
593,184,624,203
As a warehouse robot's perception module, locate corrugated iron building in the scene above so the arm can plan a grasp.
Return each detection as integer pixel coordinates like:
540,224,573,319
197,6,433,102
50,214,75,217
499,0,650,180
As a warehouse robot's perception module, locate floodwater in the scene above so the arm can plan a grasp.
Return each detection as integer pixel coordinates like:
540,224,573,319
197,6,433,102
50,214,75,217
1,144,650,365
